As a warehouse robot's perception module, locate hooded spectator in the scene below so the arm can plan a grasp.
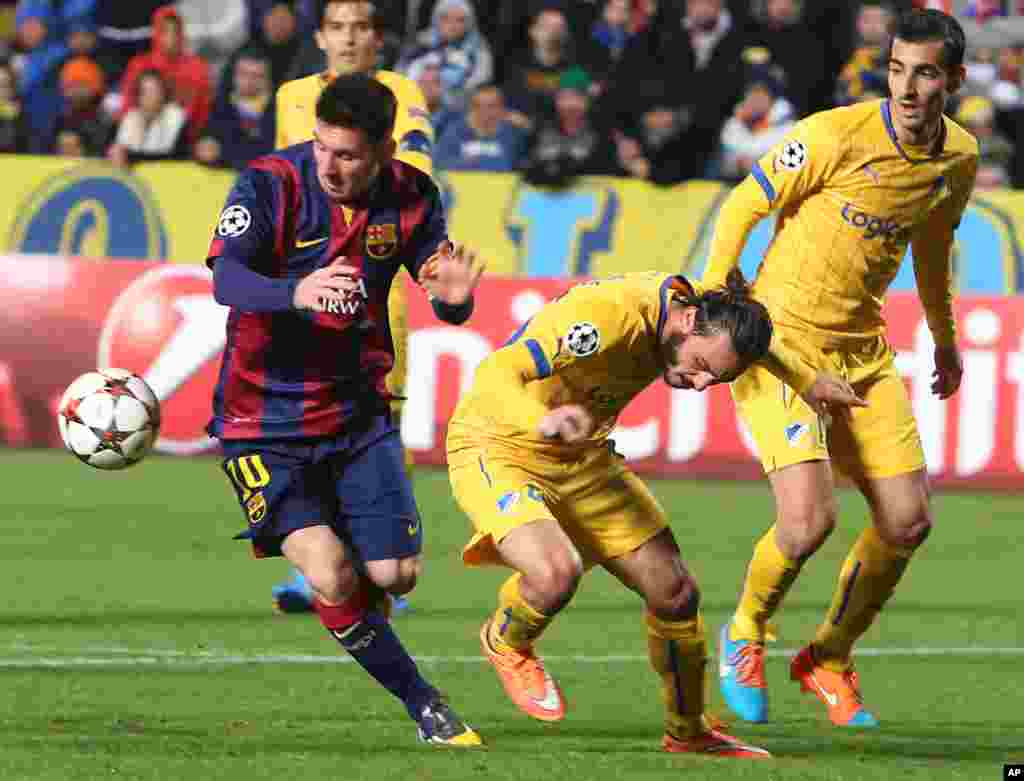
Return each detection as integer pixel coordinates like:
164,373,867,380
118,5,212,143
399,0,493,111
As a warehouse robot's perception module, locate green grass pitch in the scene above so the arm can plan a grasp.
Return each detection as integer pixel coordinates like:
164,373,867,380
0,449,1021,780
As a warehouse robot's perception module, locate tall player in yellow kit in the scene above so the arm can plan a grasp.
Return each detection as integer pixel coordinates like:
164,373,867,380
710,10,978,728
271,0,435,613
448,270,859,759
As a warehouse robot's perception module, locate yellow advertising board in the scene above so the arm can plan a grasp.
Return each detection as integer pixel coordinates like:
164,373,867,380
1,157,1020,293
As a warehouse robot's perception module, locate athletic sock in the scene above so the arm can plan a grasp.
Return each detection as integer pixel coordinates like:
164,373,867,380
646,610,708,739
315,586,437,720
488,572,553,653
813,526,912,672
732,526,802,642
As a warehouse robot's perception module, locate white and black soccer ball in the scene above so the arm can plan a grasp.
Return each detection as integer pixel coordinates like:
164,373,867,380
566,321,600,357
57,369,161,470
775,139,807,171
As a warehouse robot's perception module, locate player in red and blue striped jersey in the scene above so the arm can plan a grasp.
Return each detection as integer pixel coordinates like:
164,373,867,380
206,73,484,746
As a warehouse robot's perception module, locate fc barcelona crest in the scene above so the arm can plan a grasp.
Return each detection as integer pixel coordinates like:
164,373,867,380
366,222,398,259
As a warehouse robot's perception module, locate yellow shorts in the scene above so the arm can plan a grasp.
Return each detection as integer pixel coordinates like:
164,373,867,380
447,426,668,568
732,332,925,480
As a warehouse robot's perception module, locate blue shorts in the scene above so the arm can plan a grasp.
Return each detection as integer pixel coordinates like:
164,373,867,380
220,414,422,562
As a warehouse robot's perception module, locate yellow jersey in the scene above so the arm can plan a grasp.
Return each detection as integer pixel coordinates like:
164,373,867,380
705,99,978,348
275,69,434,175
450,271,810,452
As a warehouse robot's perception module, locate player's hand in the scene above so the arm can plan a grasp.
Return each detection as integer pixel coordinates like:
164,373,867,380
292,259,363,312
932,344,963,399
800,372,867,418
418,241,486,305
538,404,594,444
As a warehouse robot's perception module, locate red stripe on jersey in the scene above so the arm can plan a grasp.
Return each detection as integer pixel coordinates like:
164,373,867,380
219,311,270,439
252,157,303,274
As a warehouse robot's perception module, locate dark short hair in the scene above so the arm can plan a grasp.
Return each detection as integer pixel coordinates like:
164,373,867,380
315,73,396,144
235,45,272,68
676,268,773,368
889,9,966,70
319,0,381,30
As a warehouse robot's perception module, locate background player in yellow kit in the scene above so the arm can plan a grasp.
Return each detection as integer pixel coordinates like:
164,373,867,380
708,9,978,728
272,0,435,613
447,270,861,759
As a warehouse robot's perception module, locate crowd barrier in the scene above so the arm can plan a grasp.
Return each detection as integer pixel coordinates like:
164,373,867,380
2,255,1022,488
0,156,1022,293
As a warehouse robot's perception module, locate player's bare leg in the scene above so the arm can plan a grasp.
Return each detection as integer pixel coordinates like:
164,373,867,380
799,469,930,727
605,529,769,758
721,459,836,722
481,519,579,721
283,526,482,746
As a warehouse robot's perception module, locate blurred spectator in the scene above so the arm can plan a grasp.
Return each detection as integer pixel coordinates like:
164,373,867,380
405,50,456,138
399,0,493,111
436,83,529,172
246,0,317,42
45,55,113,155
502,7,579,120
717,69,796,180
520,67,625,188
956,94,1014,189
54,126,83,155
406,0,501,61
196,47,275,170
586,0,642,89
745,0,829,114
175,0,249,85
12,3,69,141
94,1,166,83
118,5,212,144
612,81,707,185
0,60,30,152
618,0,750,152
233,1,302,91
836,1,895,106
965,42,1023,109
108,68,188,165
959,0,1024,52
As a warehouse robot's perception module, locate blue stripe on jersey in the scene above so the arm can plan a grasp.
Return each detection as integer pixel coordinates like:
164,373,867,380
524,338,551,378
751,162,776,204
504,317,532,346
260,313,314,435
400,130,433,156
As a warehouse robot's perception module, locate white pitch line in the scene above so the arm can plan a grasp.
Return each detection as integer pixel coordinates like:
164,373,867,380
2,647,1024,669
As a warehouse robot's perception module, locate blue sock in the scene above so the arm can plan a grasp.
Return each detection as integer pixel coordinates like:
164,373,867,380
329,610,438,720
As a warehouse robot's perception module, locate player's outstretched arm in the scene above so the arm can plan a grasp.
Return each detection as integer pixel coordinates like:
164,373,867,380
419,241,486,324
760,338,866,417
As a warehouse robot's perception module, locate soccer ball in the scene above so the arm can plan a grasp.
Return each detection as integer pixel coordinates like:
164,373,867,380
57,369,161,470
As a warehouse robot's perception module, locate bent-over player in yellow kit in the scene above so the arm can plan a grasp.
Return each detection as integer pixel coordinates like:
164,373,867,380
271,0,435,614
448,269,835,759
708,9,979,728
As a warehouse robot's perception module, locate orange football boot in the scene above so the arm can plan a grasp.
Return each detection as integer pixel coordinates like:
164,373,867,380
479,620,566,722
790,645,879,727
663,728,771,759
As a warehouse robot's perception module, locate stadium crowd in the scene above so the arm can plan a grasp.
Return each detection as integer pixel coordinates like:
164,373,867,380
0,0,1022,188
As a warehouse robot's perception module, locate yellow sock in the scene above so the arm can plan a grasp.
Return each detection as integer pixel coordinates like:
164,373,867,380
813,526,912,672
489,573,553,652
646,611,707,739
731,526,802,642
